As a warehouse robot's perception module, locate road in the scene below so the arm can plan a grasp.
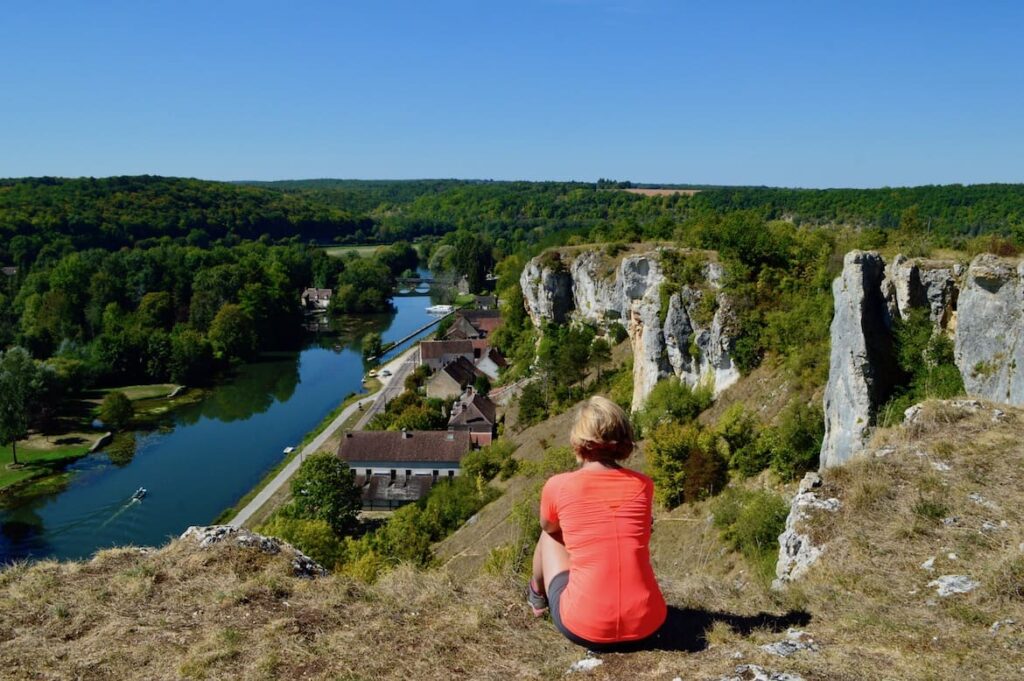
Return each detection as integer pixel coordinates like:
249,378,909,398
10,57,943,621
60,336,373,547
227,344,418,528
354,346,419,429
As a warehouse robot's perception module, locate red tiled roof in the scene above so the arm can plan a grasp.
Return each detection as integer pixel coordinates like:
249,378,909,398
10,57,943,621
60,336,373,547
338,430,472,464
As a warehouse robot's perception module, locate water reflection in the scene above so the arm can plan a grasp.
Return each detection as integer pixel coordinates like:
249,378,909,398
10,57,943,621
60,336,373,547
0,292,439,563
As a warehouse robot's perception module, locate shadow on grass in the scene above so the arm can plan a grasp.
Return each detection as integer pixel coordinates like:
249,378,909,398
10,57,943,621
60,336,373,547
574,606,812,654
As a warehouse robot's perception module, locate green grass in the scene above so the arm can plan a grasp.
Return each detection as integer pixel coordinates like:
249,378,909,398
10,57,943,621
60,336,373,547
324,244,382,259
0,442,91,491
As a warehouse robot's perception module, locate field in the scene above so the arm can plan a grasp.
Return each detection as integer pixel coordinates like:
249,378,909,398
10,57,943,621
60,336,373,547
323,244,383,259
622,187,702,196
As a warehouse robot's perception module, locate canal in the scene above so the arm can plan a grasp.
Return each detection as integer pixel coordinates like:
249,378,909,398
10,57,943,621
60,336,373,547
0,291,438,562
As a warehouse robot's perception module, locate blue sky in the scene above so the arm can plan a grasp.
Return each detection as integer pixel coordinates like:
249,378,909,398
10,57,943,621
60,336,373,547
1,1,1022,187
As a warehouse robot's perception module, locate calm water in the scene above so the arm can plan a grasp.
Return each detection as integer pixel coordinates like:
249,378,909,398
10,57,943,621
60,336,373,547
0,291,437,562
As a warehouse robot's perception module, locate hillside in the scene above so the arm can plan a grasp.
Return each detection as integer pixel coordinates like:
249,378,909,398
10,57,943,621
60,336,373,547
1,399,1021,679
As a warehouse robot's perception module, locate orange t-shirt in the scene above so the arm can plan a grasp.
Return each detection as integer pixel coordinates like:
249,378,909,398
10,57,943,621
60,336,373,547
540,467,667,643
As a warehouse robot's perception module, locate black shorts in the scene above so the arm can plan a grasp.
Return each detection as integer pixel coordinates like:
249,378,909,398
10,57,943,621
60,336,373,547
547,570,663,653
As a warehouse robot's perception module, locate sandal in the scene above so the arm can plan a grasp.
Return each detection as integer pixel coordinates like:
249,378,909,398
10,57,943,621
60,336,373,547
527,579,548,616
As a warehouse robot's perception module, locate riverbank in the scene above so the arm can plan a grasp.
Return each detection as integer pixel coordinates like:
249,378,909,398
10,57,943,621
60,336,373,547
211,377,381,526
0,384,206,495
227,344,418,529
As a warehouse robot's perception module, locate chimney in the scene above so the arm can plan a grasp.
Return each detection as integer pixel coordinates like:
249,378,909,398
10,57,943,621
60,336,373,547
402,429,411,439
345,432,353,438
446,429,455,441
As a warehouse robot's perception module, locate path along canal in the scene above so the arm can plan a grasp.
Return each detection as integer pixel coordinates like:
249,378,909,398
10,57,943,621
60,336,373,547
0,292,438,562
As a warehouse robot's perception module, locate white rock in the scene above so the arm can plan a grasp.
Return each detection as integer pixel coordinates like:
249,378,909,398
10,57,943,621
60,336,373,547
567,657,603,673
954,256,1024,407
921,557,935,571
930,461,951,472
928,575,980,597
720,665,807,681
820,251,897,469
759,630,819,658
969,492,1000,510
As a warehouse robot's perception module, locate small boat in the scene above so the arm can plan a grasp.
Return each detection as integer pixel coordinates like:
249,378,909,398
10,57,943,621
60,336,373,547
131,487,147,501
367,369,378,378
283,446,296,454
426,304,454,314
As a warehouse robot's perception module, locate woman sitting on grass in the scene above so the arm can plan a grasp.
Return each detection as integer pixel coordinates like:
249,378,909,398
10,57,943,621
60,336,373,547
527,395,667,650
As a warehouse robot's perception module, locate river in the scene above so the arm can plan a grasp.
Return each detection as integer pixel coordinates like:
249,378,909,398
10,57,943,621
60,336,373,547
0,289,439,563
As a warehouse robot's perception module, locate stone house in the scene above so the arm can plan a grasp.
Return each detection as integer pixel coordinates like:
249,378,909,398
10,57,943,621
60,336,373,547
419,339,476,371
447,388,498,446
337,430,473,510
301,287,333,310
425,356,481,400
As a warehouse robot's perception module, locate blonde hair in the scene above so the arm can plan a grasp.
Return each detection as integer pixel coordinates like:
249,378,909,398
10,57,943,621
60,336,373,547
569,396,635,462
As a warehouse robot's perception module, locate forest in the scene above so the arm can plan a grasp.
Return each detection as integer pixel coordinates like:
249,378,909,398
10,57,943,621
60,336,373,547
3,175,1024,458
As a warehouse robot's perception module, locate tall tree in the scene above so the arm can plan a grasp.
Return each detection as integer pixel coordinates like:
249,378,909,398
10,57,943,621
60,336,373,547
288,452,362,535
0,347,40,466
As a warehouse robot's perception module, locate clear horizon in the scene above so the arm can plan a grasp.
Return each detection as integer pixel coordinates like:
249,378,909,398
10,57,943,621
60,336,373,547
2,1,1023,188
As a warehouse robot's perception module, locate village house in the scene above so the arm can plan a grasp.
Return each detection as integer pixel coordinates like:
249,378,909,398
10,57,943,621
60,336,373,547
301,287,332,310
474,347,507,381
419,339,477,371
447,388,497,446
473,294,497,310
443,315,483,341
459,309,503,337
337,430,473,510
425,356,481,400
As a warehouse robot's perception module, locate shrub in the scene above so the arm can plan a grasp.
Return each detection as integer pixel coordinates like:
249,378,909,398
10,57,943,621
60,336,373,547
714,403,767,477
98,391,133,430
517,381,548,426
711,487,788,580
635,376,713,435
646,422,727,509
461,440,519,482
767,400,825,480
259,516,347,570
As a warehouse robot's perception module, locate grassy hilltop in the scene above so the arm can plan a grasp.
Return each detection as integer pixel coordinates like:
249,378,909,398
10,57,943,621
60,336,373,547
1,399,1022,680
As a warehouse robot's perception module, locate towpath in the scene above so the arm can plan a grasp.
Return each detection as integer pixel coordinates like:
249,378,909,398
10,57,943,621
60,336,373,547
228,344,418,528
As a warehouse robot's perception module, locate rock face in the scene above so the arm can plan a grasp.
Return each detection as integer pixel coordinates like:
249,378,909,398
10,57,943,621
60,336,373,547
773,473,841,588
520,247,739,409
520,254,575,325
820,251,1022,469
819,251,899,469
180,525,327,577
954,255,1024,405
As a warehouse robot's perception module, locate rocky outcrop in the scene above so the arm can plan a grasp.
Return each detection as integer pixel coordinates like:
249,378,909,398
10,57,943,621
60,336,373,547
773,473,841,589
821,251,1023,469
884,254,959,325
180,525,327,577
521,247,739,409
819,251,899,469
954,255,1024,405
520,254,575,326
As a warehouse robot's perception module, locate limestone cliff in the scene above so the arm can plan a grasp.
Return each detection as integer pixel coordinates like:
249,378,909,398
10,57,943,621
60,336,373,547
820,251,1024,469
819,251,899,470
521,246,740,410
954,255,1024,404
